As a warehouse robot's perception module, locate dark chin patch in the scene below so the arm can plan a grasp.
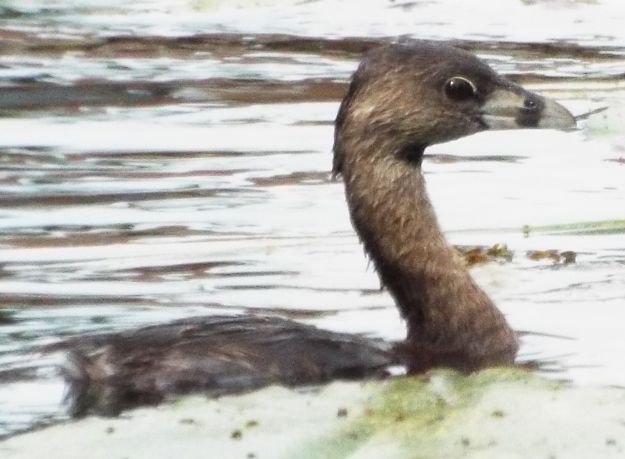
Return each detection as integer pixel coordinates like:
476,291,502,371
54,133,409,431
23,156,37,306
397,143,426,166
475,116,489,130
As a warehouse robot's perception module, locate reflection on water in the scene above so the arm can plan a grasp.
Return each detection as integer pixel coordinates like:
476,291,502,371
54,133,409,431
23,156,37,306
1,0,625,439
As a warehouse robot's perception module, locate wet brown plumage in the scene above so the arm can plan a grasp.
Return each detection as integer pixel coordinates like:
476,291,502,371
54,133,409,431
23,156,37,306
41,40,575,415
333,43,520,371
46,316,392,415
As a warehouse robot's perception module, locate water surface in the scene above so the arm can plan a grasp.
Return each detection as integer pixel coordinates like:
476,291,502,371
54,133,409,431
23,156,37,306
0,0,624,439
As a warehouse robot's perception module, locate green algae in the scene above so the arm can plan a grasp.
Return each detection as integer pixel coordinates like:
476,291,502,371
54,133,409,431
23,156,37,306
287,369,557,459
5,374,625,459
522,219,625,236
455,219,625,238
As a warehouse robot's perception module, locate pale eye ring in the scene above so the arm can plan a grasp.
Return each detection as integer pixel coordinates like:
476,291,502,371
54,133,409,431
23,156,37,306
444,76,477,101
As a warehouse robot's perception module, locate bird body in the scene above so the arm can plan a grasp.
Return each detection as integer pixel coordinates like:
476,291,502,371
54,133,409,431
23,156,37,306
47,41,576,415
46,315,393,415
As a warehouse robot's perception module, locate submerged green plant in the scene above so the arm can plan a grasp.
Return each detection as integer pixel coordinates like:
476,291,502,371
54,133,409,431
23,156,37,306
288,369,553,459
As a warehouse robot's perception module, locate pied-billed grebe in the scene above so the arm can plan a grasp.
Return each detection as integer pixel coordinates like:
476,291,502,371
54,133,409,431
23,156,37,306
45,41,575,416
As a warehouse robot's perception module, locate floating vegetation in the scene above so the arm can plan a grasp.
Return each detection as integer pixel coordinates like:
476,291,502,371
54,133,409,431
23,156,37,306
294,369,566,459
456,243,514,266
522,220,625,236
526,249,577,264
457,245,579,266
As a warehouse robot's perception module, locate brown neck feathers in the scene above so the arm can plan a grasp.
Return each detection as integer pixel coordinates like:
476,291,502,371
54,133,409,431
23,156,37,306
336,132,518,372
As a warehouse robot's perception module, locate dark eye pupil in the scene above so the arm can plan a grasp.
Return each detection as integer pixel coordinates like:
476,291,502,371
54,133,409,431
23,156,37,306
444,77,475,101
524,98,537,109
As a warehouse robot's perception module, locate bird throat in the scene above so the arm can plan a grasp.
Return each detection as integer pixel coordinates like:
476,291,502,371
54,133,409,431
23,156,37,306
396,142,426,167
340,140,518,371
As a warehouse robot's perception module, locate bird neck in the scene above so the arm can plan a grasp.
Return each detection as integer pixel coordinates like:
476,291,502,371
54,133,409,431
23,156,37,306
339,135,518,370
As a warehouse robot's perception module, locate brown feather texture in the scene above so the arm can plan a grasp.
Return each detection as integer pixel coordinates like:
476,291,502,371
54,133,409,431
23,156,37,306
40,40,577,415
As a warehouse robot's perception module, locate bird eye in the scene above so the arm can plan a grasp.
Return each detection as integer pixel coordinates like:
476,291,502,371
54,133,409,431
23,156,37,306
444,77,477,101
523,97,538,110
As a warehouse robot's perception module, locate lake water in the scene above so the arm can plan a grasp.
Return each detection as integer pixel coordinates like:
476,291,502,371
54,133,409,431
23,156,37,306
0,0,624,439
